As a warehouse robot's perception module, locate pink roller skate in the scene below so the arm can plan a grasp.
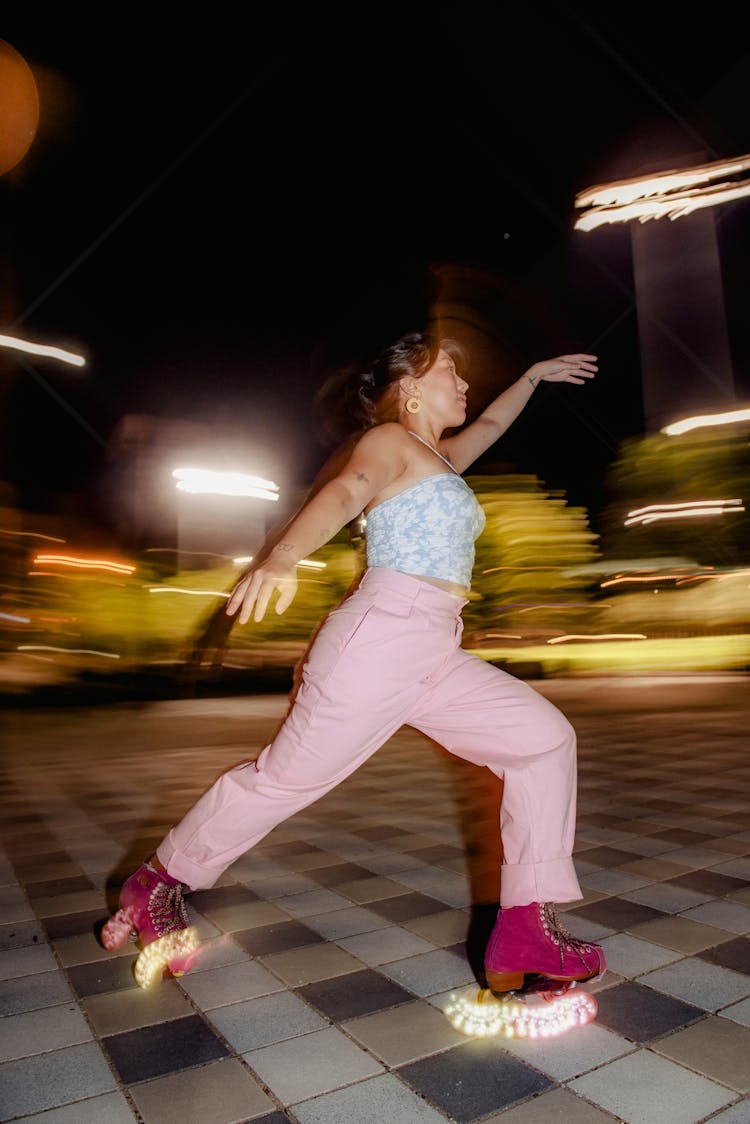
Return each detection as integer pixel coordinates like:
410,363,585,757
101,862,200,989
484,901,605,996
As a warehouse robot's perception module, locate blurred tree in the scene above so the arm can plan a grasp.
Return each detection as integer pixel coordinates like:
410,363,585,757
599,422,750,567
464,475,600,635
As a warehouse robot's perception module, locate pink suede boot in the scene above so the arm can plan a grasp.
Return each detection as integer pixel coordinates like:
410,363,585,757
484,902,605,994
101,862,200,988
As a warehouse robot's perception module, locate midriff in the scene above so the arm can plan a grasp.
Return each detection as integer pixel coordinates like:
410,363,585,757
406,571,468,598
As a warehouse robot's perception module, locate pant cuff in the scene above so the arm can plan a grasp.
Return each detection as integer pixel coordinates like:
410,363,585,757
499,856,582,908
156,834,225,890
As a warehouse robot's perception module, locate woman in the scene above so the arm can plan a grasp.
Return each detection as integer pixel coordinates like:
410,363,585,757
102,330,606,993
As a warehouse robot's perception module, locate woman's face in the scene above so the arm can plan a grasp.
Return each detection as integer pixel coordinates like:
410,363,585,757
417,348,469,425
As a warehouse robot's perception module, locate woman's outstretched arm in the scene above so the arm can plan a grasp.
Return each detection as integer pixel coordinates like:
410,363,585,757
444,353,598,473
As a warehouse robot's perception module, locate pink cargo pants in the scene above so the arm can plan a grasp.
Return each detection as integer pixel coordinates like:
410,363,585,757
157,566,583,908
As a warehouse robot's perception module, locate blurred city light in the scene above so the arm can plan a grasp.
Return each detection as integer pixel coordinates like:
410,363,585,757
624,499,744,527
661,407,750,435
31,553,136,575
574,152,750,230
0,332,86,367
172,467,279,501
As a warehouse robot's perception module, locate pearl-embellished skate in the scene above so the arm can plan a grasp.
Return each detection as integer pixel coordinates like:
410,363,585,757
101,863,200,988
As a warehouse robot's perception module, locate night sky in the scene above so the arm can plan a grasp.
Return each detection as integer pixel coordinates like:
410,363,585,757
2,7,750,532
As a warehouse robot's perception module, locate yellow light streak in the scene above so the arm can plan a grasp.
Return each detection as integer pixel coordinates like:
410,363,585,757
0,332,86,367
661,407,750,435
18,645,120,659
547,633,647,644
32,553,136,574
148,587,230,597
172,467,279,501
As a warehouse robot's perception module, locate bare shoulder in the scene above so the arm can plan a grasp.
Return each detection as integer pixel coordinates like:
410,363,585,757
348,422,409,461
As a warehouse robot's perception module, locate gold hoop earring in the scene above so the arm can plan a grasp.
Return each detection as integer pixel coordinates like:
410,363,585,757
405,396,421,414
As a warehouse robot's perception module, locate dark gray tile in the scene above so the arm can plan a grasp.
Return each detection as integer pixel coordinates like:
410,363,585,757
11,850,74,872
398,1040,551,1120
569,897,667,930
576,846,640,867
356,825,411,840
259,840,320,858
653,829,714,845
103,1015,228,1083
26,875,94,899
189,884,259,911
67,955,139,997
232,920,325,957
406,844,465,865
594,981,705,1042
698,937,750,974
369,892,449,923
668,870,748,896
43,908,107,940
309,863,375,886
0,918,46,949
297,968,414,1020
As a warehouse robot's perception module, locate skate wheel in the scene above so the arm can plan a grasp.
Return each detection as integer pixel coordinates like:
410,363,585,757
134,927,200,989
444,987,598,1039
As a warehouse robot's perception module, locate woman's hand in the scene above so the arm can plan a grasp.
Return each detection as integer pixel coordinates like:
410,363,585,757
226,558,299,624
525,354,598,386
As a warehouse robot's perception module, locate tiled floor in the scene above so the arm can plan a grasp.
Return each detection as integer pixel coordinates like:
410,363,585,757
1,675,750,1123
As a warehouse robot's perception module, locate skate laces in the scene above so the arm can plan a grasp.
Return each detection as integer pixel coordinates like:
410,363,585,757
148,879,189,935
541,903,596,972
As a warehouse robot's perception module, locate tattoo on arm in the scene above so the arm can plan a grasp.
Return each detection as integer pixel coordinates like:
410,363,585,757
273,542,295,553
355,472,369,483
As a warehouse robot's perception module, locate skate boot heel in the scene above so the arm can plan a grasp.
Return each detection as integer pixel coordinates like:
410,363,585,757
101,907,137,950
484,969,524,994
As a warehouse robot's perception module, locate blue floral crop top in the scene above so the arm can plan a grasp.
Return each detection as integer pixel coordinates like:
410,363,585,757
364,452,486,589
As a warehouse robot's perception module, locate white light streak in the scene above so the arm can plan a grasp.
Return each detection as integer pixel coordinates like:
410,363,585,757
624,499,744,527
661,407,750,435
173,467,279,501
574,152,750,230
18,645,120,659
0,333,86,367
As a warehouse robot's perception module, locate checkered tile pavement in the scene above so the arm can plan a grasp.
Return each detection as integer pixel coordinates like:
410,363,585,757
1,676,750,1123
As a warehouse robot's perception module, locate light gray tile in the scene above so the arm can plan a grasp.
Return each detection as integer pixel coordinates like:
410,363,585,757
498,1021,634,1081
0,1042,117,1119
0,1002,93,1062
640,957,750,1011
178,958,285,1008
720,998,750,1027
578,870,654,894
378,948,475,997
336,926,436,965
292,1072,447,1122
245,1026,383,1103
207,990,328,1052
620,883,711,913
275,888,353,917
0,970,75,1016
598,933,680,978
0,943,58,980
15,1091,137,1123
568,1048,734,1124
304,906,391,940
680,901,750,933
128,1057,274,1124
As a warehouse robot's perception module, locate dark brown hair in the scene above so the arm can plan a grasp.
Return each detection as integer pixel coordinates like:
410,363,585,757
315,330,468,447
